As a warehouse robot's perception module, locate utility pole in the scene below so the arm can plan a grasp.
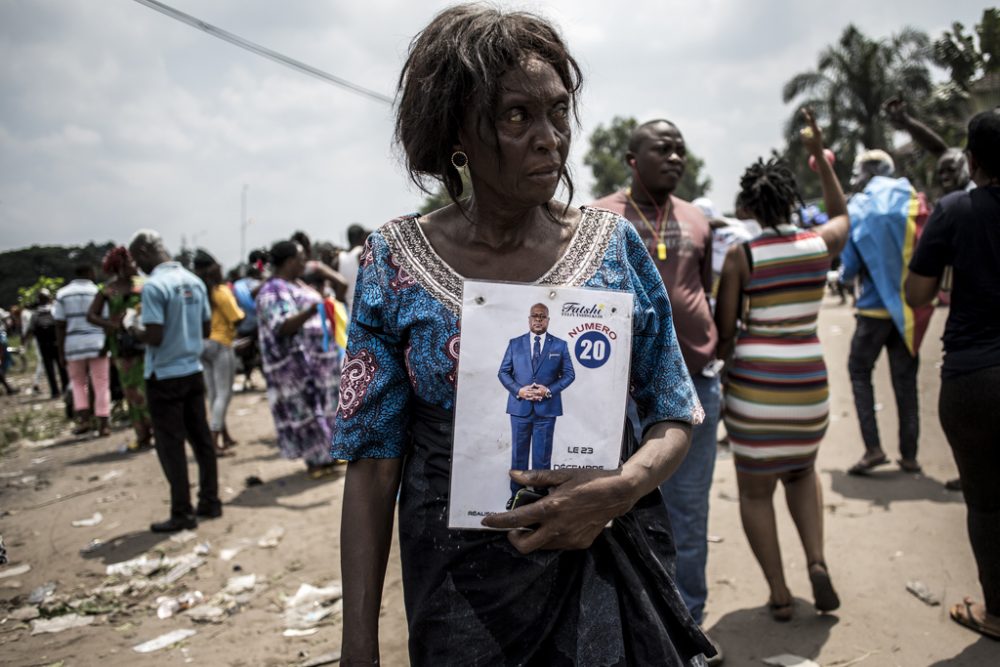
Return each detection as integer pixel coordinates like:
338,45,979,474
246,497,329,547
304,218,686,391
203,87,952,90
240,184,248,274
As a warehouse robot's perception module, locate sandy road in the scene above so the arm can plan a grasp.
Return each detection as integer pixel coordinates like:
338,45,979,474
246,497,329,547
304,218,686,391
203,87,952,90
0,296,996,666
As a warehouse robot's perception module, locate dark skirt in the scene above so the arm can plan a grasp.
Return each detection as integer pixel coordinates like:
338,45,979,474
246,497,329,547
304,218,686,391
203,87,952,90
398,399,714,666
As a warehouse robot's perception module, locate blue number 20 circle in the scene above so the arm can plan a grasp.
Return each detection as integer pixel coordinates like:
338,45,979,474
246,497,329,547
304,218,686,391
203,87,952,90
574,331,611,369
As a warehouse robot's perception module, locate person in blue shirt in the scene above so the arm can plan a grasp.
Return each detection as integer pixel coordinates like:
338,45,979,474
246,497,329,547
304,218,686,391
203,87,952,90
128,229,220,533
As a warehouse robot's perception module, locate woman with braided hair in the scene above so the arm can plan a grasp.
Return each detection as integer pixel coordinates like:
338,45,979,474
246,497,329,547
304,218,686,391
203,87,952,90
88,246,154,449
714,109,850,622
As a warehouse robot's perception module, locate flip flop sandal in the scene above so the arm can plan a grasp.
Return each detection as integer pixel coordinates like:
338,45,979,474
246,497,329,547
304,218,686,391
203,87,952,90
214,446,235,458
809,562,841,612
768,599,794,622
847,454,889,476
950,597,1000,640
897,458,922,473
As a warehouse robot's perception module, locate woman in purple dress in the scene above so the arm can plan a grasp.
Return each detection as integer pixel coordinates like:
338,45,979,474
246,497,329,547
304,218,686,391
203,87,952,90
257,241,340,477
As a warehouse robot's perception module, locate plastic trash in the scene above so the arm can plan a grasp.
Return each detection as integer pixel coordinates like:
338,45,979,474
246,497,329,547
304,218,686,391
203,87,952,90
106,554,165,578
225,574,257,595
9,606,40,621
283,628,319,637
28,582,56,604
193,542,211,556
72,512,103,527
157,591,204,619
906,580,940,606
257,526,285,548
284,583,343,609
283,582,344,630
30,613,94,635
170,530,198,544
132,628,197,653
159,555,205,585
107,550,205,584
762,656,820,667
0,563,31,579
299,652,342,667
80,539,104,555
186,605,227,623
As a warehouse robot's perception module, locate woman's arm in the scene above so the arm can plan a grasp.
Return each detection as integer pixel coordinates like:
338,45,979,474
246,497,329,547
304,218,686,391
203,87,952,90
714,243,748,364
340,458,403,665
799,108,850,256
306,260,349,302
481,421,691,553
86,291,119,331
277,301,319,337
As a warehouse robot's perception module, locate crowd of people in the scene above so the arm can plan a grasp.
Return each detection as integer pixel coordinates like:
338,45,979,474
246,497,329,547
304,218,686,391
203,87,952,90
1,4,997,665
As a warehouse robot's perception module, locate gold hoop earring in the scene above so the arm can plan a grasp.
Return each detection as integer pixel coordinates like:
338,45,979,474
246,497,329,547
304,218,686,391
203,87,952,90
451,150,468,170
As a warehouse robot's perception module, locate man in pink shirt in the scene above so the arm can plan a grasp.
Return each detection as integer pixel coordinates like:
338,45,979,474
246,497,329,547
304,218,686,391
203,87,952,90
592,119,721,662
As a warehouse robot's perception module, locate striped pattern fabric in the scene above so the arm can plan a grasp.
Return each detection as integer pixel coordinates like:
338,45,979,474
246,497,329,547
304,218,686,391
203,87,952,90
725,224,831,474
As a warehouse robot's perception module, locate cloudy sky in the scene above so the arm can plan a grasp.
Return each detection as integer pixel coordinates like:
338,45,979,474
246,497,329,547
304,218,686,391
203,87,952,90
0,0,986,268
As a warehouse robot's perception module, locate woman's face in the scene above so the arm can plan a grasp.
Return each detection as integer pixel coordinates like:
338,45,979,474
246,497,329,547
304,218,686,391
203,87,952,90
460,57,571,208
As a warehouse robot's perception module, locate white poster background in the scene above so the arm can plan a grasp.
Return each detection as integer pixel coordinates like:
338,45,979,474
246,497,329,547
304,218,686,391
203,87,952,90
449,280,634,529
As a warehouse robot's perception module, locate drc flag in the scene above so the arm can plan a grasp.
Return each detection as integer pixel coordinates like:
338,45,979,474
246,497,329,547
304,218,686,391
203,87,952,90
845,176,933,355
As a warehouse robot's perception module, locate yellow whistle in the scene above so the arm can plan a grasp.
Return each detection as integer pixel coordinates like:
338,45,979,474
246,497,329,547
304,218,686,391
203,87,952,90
657,242,667,261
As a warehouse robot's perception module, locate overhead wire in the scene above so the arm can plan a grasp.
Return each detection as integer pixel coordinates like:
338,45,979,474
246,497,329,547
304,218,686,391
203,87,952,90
132,0,394,105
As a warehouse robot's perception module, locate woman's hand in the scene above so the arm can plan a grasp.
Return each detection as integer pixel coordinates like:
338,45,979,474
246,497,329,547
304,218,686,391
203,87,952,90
480,468,640,553
799,107,825,156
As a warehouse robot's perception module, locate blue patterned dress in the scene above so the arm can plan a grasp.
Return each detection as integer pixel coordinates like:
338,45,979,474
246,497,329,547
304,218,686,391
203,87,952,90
333,208,712,666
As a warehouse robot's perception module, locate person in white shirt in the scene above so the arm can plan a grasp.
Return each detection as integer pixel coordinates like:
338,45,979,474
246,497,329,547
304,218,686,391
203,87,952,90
54,265,109,436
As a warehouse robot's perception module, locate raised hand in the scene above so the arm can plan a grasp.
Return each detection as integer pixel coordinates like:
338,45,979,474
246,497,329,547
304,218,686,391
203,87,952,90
882,97,908,128
799,107,825,156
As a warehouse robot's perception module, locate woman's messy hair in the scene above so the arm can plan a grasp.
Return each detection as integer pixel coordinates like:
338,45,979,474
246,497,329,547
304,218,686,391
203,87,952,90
395,3,582,210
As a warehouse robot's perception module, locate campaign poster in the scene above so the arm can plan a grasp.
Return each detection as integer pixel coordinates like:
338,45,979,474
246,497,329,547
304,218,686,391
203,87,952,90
448,280,634,530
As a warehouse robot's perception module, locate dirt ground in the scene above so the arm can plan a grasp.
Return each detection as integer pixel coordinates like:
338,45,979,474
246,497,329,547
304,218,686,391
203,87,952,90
1,296,998,666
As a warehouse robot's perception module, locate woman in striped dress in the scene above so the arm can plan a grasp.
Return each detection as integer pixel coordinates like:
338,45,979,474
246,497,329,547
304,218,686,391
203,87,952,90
715,109,850,621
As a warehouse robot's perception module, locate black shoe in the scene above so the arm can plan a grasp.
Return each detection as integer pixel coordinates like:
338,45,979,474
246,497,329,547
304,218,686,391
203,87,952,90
195,503,222,519
705,632,725,666
150,515,197,533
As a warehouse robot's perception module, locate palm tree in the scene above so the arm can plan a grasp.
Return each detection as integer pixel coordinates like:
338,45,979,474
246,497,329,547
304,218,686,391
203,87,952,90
782,25,932,173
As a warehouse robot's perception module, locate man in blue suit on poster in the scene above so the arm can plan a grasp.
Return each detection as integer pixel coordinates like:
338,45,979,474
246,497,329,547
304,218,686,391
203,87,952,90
498,303,576,507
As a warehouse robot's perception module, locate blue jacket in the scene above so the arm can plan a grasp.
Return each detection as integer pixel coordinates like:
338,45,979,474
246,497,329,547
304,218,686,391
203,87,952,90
498,333,576,417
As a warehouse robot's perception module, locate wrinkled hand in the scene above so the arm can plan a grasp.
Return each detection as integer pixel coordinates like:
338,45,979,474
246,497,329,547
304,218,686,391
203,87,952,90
799,107,825,157
480,469,638,553
882,97,908,128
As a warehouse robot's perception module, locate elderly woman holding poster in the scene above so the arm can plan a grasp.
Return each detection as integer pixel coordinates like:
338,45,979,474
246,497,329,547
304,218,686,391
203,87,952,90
333,5,713,666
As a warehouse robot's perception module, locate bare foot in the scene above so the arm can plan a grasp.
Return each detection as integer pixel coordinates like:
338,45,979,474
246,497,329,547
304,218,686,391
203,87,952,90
950,597,1000,640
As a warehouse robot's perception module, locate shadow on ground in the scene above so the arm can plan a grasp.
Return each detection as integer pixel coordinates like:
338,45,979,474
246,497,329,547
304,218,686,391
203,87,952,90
825,469,963,509
226,467,344,510
928,635,999,665
68,446,153,467
706,600,838,667
79,530,171,565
